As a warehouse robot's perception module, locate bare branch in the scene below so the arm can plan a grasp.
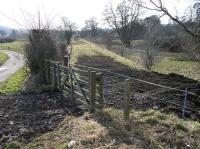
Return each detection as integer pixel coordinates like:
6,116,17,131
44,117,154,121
142,0,200,38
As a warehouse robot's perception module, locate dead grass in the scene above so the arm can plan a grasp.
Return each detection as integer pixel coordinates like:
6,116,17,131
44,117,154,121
20,115,111,149
10,108,199,149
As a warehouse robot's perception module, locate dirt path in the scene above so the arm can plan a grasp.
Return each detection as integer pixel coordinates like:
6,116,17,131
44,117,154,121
0,50,24,82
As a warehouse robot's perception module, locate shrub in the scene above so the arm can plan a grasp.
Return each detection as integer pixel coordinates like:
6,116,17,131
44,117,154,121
25,29,58,84
142,48,155,70
155,37,183,52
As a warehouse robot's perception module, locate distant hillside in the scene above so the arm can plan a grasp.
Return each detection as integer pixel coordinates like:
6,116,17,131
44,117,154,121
0,25,12,33
0,25,27,39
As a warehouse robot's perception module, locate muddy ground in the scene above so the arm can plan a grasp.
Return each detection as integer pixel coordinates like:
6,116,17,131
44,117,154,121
76,55,200,119
0,92,82,146
1,55,200,146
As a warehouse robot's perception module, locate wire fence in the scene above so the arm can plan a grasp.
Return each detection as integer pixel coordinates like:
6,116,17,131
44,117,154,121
75,64,200,120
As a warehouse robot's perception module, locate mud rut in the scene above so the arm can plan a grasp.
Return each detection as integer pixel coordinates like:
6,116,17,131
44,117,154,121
0,92,83,145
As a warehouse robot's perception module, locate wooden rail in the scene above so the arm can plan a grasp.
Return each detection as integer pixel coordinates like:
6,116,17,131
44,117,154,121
46,59,104,113
46,58,200,120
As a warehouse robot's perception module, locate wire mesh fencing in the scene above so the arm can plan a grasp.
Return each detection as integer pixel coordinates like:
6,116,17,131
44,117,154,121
75,64,200,121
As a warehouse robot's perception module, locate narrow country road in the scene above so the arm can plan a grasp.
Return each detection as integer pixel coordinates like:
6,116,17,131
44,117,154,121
0,50,24,82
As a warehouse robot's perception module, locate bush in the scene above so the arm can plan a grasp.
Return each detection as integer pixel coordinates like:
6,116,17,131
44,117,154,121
155,37,183,52
142,48,156,70
25,29,58,84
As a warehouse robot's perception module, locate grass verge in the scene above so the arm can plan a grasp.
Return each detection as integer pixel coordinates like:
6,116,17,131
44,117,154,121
0,51,8,65
0,67,28,94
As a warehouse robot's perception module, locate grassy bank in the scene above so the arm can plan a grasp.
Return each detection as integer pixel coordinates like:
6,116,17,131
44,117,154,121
71,39,143,69
0,67,28,94
0,51,8,65
8,108,200,149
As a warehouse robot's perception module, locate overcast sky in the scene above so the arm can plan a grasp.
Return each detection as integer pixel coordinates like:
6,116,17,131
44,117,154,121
0,0,193,29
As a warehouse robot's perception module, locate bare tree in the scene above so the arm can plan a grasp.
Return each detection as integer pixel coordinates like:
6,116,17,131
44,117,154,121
142,0,200,39
104,0,142,49
142,15,161,70
141,0,200,60
61,17,77,44
85,17,98,40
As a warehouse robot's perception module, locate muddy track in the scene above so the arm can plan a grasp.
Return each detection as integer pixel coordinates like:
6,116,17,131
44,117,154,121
0,92,83,146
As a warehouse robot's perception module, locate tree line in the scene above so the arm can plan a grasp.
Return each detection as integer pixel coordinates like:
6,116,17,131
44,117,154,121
23,0,200,87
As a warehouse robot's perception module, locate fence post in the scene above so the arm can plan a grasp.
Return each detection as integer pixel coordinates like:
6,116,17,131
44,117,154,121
124,79,131,120
47,60,51,84
182,88,188,119
70,69,74,101
53,63,57,89
97,73,104,109
64,56,70,83
64,56,70,67
89,71,96,113
57,63,61,90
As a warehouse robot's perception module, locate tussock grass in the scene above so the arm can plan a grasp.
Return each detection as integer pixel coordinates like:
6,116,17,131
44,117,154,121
11,108,200,149
0,51,8,65
21,115,110,149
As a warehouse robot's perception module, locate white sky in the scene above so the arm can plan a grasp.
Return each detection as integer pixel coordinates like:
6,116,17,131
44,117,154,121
0,0,193,29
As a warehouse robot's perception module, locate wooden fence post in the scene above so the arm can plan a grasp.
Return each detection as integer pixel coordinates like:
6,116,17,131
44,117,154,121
57,63,61,90
47,60,51,84
64,56,70,83
64,56,69,67
70,69,74,101
97,73,104,109
124,79,131,120
182,88,188,119
89,71,96,113
53,63,57,89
